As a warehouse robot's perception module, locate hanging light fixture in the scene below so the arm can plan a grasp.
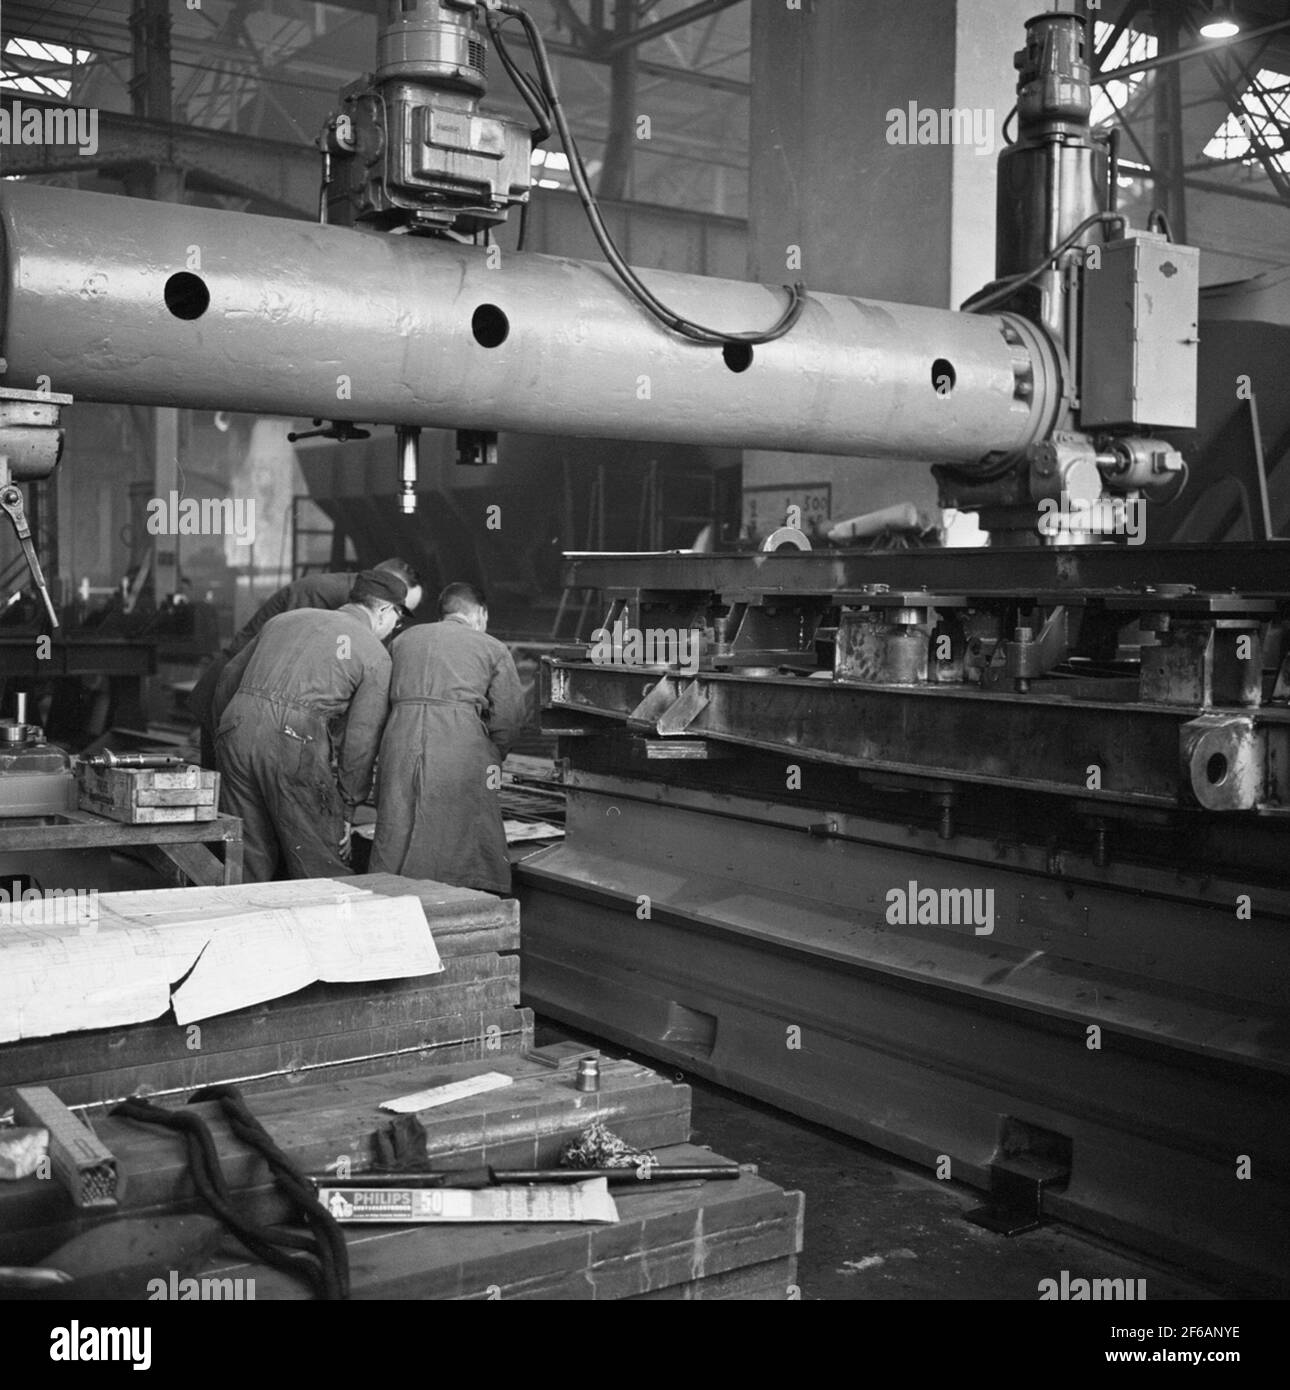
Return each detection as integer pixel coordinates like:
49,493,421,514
1199,3,1242,40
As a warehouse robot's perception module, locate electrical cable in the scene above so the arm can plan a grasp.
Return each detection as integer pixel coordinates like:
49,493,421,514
960,211,1126,314
485,9,553,143
1147,457,1189,506
113,1090,349,1300
493,3,807,347
1146,208,1174,240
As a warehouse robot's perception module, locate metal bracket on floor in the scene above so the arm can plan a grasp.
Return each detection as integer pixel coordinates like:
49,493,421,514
964,1153,1070,1237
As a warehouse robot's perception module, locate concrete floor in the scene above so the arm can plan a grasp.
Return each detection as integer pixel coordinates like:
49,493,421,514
536,1020,1230,1303
688,1076,1226,1302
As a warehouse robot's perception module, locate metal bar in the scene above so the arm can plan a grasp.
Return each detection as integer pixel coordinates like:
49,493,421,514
558,767,1290,919
127,0,172,121
1250,393,1274,541
545,660,1286,810
1224,43,1290,181
549,0,598,49
1183,149,1284,172
1185,176,1290,206
1093,17,1290,84
1092,0,1142,74
1188,20,1290,204
690,11,723,69
542,38,750,93
0,97,320,213
597,0,639,201
1095,78,1159,178
601,0,745,58
560,543,1290,596
1151,3,1188,241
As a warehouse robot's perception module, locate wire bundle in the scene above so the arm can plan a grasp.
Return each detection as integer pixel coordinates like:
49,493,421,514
486,3,807,348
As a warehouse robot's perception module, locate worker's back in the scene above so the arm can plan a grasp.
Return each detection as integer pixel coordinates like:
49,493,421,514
227,571,355,658
233,607,388,716
373,615,525,893
389,618,512,729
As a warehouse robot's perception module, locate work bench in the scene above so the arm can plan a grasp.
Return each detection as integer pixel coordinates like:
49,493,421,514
0,809,243,886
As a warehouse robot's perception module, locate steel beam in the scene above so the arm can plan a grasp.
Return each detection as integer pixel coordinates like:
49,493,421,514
558,765,1290,920
1093,17,1290,84
544,660,1290,811
0,182,1059,463
517,786,1290,1293
1190,22,1290,205
600,0,746,58
561,543,1290,597
0,98,318,216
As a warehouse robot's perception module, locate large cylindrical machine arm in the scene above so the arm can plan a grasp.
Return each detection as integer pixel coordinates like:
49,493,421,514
0,182,1060,466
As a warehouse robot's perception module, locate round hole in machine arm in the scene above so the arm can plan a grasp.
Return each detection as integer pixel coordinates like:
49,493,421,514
164,272,210,321
472,304,510,348
932,357,957,395
722,342,754,373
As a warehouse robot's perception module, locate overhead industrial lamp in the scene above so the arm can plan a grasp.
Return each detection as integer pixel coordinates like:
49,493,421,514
1199,3,1242,39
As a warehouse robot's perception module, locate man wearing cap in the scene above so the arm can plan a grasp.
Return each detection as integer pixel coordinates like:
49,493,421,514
371,581,526,894
212,569,407,881
190,557,423,768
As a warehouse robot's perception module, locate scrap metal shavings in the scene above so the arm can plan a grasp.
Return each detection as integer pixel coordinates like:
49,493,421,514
559,1121,657,1170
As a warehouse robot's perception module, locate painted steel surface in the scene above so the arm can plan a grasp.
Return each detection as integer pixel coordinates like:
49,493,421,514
0,182,1058,462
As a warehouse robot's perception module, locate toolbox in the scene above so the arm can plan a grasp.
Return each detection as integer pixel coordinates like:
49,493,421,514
76,762,219,823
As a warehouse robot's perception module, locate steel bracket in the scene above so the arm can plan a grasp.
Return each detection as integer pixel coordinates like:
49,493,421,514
965,1154,1070,1237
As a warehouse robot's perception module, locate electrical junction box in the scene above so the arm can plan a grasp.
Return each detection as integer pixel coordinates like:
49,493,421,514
1079,232,1199,430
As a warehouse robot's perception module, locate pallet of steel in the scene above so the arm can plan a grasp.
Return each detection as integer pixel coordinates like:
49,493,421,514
0,874,531,1110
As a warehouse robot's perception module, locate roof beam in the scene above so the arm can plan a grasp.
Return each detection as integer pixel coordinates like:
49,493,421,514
600,0,746,59
0,96,318,217
1094,17,1290,84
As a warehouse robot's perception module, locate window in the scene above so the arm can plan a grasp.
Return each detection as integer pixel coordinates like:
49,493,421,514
1,38,94,100
1202,69,1290,174
1090,22,1158,129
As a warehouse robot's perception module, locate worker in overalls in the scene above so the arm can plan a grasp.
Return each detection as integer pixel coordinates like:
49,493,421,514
370,582,526,894
190,558,422,767
212,569,406,881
